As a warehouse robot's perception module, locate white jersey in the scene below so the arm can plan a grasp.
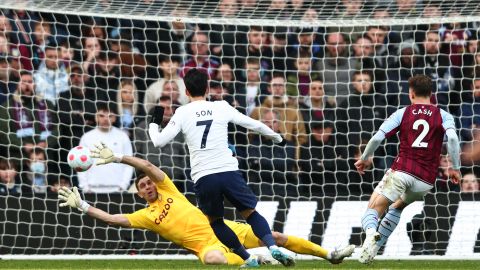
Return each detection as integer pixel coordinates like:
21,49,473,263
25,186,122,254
149,100,282,182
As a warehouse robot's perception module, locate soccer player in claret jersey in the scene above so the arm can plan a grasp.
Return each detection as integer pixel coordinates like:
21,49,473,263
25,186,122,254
148,68,293,267
355,75,462,264
58,143,354,266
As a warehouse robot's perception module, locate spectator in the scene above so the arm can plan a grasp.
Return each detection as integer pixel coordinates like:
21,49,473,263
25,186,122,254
351,36,375,76
0,54,16,104
134,96,188,181
365,25,390,80
0,14,13,42
0,32,30,72
381,39,423,110
208,80,236,106
461,173,479,193
57,65,97,174
49,175,71,193
336,71,386,149
286,52,321,98
289,27,322,66
270,30,289,74
419,30,455,110
235,58,268,115
267,0,288,19
22,147,48,193
59,39,75,69
231,25,272,78
78,103,133,193
250,74,307,146
210,0,239,59
81,36,102,73
91,51,121,102
0,158,21,195
298,121,348,195
180,31,220,78
459,78,480,141
29,20,53,70
34,39,69,105
247,110,296,193
442,16,471,67
215,62,236,94
116,79,144,138
461,126,480,166
316,31,354,106
0,71,58,159
144,57,187,112
299,79,335,133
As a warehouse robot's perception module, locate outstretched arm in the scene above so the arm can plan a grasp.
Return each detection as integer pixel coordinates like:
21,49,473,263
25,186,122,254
58,186,130,227
230,109,283,143
355,131,386,174
446,128,461,184
91,142,165,184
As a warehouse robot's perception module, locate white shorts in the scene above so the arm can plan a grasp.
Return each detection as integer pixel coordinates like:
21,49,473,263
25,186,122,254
374,169,433,204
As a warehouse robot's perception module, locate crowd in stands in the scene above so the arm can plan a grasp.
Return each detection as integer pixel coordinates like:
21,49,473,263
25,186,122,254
0,1,479,196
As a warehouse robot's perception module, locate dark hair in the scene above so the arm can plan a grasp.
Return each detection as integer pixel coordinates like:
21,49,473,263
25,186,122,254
249,25,263,32
135,172,148,189
19,70,33,77
408,75,433,97
352,70,372,80
96,101,117,114
183,68,208,97
30,147,46,158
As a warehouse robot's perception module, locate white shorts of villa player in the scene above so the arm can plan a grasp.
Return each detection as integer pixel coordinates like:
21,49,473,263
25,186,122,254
375,169,433,204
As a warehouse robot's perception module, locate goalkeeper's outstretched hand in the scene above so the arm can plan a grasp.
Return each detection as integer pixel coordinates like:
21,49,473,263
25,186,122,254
90,142,123,165
58,186,90,212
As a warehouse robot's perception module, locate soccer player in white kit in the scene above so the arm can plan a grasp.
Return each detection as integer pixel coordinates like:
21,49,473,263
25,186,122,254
148,69,294,267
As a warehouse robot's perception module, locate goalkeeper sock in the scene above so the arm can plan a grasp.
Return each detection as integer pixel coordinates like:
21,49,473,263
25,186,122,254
224,253,245,265
246,211,276,248
377,207,402,248
210,218,250,260
361,208,379,232
283,235,329,259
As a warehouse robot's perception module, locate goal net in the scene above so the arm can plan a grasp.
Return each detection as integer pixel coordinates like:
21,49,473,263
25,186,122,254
1,0,480,259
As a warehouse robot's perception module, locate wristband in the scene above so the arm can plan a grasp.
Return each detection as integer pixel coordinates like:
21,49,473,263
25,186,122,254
79,200,91,213
114,153,124,163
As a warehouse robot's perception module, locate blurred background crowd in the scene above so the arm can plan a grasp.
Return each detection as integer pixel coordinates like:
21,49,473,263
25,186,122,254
0,0,479,197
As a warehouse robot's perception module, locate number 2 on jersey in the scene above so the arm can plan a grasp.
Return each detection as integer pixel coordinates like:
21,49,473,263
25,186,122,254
196,120,213,149
412,119,429,148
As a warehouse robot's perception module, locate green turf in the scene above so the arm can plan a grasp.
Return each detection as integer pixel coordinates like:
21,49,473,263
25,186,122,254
0,260,478,270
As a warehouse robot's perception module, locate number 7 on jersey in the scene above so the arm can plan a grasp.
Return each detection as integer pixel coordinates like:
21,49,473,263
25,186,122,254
196,120,213,149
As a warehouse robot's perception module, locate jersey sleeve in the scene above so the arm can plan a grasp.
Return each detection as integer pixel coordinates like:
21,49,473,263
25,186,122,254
124,209,150,229
440,109,456,131
149,107,183,148
225,101,283,143
379,107,406,137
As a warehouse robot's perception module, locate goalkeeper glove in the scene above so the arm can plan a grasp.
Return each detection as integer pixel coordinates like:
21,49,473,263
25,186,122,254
90,142,123,165
58,186,90,213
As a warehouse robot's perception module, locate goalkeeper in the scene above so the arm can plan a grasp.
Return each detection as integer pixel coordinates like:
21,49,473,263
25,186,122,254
58,142,354,266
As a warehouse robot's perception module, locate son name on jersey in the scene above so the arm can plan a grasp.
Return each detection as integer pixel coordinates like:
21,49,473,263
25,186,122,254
196,110,213,117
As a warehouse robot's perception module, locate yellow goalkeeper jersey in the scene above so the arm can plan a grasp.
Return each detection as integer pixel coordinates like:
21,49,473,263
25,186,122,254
125,175,216,255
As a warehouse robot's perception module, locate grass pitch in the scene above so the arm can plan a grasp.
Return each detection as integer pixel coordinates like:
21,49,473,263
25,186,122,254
0,260,478,270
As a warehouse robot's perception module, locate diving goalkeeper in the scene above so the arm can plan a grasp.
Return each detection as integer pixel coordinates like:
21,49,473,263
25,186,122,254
58,142,354,265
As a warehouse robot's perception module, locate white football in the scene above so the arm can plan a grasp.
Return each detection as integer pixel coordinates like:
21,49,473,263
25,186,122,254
67,146,93,172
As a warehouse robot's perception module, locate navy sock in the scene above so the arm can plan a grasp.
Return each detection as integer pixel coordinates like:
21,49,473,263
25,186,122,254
210,218,250,260
246,211,276,248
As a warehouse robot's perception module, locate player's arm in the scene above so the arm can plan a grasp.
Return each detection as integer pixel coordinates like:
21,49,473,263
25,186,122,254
90,142,165,184
228,103,283,143
442,112,462,184
148,108,182,148
58,186,131,227
355,108,405,174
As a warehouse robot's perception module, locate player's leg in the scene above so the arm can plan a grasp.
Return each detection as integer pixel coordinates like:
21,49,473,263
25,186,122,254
376,177,432,252
193,174,255,266
359,170,406,264
224,171,294,267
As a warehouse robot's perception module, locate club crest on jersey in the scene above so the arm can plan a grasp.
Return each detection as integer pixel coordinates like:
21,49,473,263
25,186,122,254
412,108,432,116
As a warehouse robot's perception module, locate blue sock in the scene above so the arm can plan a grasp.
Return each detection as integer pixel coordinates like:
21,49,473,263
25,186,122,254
246,211,276,248
377,208,402,247
361,208,379,232
210,218,250,260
